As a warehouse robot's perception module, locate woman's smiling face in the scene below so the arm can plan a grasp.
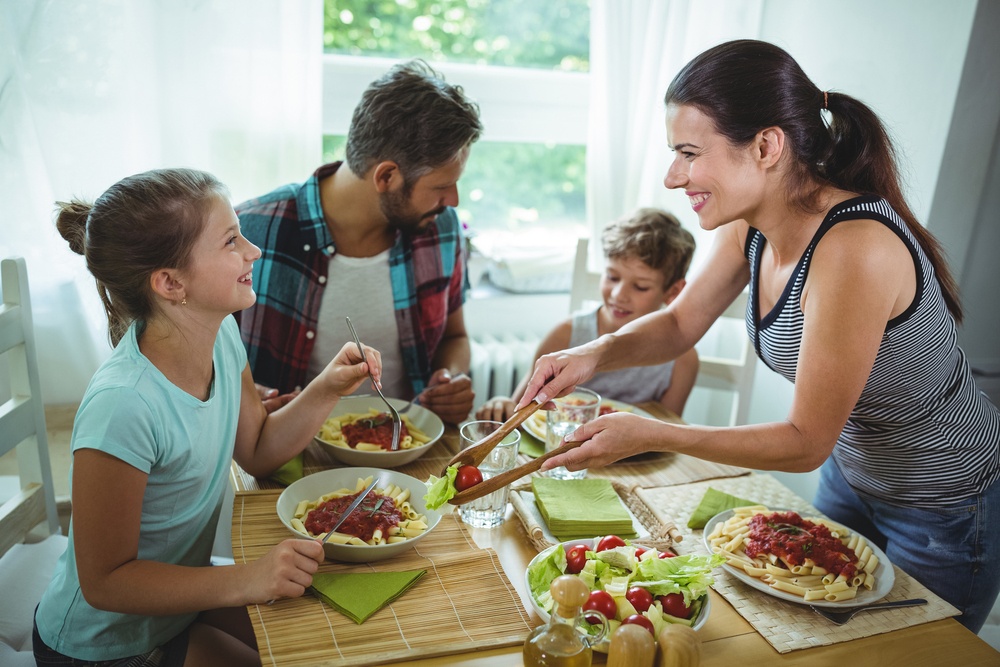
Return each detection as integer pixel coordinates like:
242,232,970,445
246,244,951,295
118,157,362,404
663,104,764,230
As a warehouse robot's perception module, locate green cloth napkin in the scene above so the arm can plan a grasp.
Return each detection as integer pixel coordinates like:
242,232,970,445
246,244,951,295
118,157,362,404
268,453,304,486
687,487,758,529
532,477,636,540
310,570,426,624
518,427,545,458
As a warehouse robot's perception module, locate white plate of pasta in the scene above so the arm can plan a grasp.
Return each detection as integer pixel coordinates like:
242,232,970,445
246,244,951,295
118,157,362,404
277,467,442,562
522,399,655,442
313,396,444,468
703,506,894,608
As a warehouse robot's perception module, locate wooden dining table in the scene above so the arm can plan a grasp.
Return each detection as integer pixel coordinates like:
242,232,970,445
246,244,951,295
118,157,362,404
230,403,1000,666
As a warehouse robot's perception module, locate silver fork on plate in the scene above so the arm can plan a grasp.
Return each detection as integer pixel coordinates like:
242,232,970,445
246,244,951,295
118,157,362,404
345,317,402,451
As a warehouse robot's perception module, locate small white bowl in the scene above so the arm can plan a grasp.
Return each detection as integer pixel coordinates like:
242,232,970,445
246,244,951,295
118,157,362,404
313,396,444,468
276,467,442,562
525,538,711,650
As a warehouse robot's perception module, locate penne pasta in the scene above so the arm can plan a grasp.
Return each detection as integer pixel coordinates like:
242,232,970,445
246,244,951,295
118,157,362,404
316,410,431,452
707,505,876,603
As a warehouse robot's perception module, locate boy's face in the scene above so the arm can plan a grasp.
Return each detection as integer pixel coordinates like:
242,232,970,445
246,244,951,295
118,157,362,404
600,255,673,327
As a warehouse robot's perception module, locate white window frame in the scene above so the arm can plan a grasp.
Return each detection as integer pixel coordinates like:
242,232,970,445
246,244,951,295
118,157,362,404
322,54,590,144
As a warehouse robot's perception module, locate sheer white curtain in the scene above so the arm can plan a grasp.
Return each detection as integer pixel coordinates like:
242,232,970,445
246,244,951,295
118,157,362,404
586,0,764,270
0,0,322,404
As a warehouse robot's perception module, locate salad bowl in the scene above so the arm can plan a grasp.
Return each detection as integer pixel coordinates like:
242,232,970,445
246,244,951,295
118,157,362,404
524,537,717,651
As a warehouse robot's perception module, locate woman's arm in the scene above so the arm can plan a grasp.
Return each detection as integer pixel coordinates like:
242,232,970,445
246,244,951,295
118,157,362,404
72,449,322,614
542,218,913,473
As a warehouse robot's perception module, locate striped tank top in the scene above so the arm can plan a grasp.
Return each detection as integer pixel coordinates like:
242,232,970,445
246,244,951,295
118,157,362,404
745,195,1000,508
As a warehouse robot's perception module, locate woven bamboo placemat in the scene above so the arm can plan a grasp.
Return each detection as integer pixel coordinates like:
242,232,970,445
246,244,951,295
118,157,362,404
630,473,961,653
232,491,536,666
230,433,461,494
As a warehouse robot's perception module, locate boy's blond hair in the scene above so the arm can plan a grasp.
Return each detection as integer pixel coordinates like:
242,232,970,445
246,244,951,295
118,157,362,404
601,208,696,288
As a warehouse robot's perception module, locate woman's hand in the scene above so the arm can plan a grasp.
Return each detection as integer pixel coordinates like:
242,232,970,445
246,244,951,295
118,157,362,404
540,412,671,471
476,396,516,421
516,343,603,410
319,342,380,397
245,539,324,604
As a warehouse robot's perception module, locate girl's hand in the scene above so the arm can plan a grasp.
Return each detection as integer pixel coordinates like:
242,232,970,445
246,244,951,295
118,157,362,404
476,396,515,421
245,539,324,604
320,341,380,397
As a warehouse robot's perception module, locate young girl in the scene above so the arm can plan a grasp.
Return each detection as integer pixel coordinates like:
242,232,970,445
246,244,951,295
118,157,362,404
33,168,380,666
477,208,698,421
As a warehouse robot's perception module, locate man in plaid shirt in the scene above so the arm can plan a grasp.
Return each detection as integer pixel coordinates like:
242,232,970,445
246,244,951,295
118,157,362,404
234,60,482,424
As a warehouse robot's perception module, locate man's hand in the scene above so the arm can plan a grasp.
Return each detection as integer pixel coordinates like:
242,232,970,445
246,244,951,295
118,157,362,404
255,383,299,414
419,370,474,425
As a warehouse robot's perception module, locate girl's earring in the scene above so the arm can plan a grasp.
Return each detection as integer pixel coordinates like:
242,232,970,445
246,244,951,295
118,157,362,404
181,298,187,306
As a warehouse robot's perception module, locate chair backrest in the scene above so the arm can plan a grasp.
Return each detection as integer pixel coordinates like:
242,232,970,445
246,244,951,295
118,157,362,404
568,237,603,314
694,289,757,426
0,257,59,558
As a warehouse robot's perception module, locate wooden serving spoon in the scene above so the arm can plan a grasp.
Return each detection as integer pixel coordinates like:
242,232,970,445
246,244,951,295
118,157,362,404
441,401,543,475
447,439,585,506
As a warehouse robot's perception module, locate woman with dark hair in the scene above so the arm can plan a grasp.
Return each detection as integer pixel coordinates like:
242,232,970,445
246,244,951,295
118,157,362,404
518,39,1000,632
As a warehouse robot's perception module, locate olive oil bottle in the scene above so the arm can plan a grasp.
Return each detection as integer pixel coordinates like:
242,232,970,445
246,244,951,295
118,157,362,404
523,575,606,667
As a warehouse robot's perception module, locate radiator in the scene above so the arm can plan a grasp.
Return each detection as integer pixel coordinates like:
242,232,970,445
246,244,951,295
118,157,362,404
469,333,540,407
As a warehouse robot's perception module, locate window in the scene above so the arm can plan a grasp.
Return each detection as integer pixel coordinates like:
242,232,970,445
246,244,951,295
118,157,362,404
322,0,590,238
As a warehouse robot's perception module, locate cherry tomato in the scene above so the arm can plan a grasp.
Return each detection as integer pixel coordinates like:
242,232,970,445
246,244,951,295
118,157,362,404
658,592,692,619
621,614,655,635
658,550,676,558
596,535,626,552
583,590,616,624
625,586,654,613
454,465,483,491
634,547,647,559
565,545,589,574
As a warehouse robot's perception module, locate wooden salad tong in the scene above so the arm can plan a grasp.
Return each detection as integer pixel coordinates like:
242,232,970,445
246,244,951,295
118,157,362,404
441,401,587,506
447,438,586,506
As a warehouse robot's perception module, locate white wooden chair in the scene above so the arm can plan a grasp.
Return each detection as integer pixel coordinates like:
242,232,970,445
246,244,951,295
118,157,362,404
0,257,66,666
694,290,757,426
568,237,603,314
568,237,757,425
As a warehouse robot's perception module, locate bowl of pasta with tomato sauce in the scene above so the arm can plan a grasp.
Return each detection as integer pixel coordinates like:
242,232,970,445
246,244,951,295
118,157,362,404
277,467,442,562
313,396,444,468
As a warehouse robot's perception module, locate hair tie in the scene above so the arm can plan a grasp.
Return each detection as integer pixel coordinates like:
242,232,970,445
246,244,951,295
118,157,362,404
823,90,829,110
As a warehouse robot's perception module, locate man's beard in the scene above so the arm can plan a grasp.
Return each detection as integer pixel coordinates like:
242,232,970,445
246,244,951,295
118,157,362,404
380,188,445,235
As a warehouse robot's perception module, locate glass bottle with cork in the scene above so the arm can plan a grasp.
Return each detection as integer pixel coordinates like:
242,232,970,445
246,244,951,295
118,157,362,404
523,574,609,667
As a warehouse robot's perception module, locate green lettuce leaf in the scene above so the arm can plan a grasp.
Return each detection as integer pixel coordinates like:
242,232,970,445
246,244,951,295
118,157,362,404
633,552,725,605
423,465,459,510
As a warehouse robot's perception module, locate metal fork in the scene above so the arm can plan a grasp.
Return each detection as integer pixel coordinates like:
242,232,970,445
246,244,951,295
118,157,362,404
345,317,401,451
810,598,926,625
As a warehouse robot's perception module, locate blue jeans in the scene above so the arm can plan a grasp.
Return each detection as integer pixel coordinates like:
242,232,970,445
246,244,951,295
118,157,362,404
814,458,1000,633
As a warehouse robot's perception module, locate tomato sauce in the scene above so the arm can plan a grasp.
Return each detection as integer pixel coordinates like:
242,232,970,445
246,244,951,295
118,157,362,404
744,511,858,579
341,413,410,451
304,491,403,542
598,403,618,416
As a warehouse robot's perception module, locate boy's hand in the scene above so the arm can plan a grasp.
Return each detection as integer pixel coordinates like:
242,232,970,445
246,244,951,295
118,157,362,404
475,396,515,422
255,383,299,413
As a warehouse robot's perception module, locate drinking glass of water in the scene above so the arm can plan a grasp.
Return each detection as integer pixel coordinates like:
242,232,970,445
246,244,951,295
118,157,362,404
457,421,521,528
543,388,600,480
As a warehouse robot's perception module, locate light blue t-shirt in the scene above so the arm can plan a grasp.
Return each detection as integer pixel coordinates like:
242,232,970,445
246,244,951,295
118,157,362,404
35,316,246,660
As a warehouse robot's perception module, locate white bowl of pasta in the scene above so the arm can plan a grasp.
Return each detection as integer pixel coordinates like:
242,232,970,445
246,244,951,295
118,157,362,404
276,467,442,562
313,396,444,468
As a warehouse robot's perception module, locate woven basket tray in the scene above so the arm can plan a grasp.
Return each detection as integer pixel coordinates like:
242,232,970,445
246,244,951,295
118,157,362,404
630,474,961,653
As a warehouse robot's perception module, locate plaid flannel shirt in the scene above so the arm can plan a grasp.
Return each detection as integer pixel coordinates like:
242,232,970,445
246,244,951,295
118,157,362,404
234,162,466,395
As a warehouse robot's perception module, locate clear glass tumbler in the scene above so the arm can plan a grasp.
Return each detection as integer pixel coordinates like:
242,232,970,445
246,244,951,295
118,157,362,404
543,388,600,480
457,420,521,528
